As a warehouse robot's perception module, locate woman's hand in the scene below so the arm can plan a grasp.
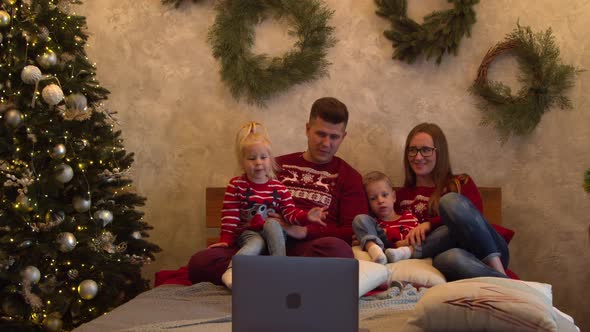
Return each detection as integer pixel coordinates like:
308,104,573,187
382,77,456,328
208,242,229,249
407,222,431,246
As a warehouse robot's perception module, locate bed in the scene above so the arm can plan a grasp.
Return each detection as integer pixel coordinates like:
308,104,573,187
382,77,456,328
74,187,580,332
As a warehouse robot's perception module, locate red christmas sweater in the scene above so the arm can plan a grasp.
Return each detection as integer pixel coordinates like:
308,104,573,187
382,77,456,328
395,174,483,229
378,212,419,243
219,175,312,246
276,152,368,242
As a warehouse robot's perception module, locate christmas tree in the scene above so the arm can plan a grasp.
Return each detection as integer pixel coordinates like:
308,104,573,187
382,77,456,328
0,1,161,331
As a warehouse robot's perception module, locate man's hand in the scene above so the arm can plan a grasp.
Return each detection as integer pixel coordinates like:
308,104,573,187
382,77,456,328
307,206,327,227
407,222,431,246
208,242,229,249
269,211,308,239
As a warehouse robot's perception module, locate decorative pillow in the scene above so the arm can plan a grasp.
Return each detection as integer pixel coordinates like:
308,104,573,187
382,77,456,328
387,258,446,287
405,277,557,332
353,246,446,287
357,260,390,298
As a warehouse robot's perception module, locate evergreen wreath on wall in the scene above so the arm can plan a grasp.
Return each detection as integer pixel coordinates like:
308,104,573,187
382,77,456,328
162,0,202,8
208,0,336,106
470,24,581,143
585,169,590,193
374,0,478,64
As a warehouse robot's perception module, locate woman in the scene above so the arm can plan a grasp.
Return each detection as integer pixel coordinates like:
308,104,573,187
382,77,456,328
395,123,509,281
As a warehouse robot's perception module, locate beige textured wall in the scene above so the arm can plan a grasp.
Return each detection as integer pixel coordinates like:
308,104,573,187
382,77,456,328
78,0,590,330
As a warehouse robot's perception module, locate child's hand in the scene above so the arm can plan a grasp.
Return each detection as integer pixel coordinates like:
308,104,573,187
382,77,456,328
208,242,229,249
394,239,409,248
307,207,327,226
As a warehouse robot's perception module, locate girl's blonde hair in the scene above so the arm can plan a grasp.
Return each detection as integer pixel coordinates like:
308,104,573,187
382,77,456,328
235,121,279,179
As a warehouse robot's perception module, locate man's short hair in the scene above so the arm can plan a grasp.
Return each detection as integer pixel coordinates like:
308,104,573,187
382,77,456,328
309,97,348,128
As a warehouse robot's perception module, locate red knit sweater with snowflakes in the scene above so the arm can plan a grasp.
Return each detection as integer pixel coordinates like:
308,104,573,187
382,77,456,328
275,152,368,242
395,174,483,228
219,175,312,246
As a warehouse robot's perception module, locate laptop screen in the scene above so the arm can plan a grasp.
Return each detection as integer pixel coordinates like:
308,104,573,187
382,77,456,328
232,255,359,332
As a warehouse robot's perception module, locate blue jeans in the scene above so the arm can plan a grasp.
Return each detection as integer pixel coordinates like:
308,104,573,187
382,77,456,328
352,214,391,249
353,214,456,257
432,192,509,281
233,219,286,266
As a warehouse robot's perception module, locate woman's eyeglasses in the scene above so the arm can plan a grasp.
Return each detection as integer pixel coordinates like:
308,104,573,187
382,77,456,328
408,146,436,157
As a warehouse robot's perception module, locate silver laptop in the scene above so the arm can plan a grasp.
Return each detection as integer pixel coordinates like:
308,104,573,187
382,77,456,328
232,255,359,332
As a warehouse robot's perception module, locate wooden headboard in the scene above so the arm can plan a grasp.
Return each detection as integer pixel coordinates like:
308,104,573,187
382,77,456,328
204,187,501,246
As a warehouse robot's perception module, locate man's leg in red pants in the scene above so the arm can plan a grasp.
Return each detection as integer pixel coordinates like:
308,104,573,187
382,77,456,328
187,247,238,285
287,237,353,258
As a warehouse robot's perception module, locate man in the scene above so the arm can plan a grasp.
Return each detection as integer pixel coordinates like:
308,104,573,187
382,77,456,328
187,97,368,285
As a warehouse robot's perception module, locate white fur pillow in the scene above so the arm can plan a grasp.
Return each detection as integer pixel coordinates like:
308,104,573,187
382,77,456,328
357,260,390,298
404,277,558,332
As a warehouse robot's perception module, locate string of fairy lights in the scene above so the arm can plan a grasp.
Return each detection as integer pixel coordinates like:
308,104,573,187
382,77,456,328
0,1,157,330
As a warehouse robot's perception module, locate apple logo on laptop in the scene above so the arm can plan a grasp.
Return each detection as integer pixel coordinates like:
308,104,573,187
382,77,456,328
286,292,301,309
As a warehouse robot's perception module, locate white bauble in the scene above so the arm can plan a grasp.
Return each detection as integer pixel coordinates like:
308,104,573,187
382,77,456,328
20,65,42,84
41,84,64,106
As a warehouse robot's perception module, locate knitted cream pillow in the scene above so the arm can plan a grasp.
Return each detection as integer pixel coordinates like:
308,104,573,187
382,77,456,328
404,277,557,332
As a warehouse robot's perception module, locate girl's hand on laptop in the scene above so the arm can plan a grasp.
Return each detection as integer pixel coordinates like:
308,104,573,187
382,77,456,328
208,242,229,249
307,206,327,226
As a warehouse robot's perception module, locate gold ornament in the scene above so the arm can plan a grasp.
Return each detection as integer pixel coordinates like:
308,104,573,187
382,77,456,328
4,109,23,128
50,143,66,159
72,196,91,212
36,50,57,69
43,315,63,332
78,279,98,300
21,266,41,284
57,232,77,252
0,11,10,27
2,0,17,6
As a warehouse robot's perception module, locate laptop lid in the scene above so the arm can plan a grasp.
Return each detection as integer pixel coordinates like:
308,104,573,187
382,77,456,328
232,255,359,332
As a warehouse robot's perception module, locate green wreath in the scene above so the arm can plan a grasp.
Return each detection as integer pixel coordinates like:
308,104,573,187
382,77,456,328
375,0,478,64
208,0,336,106
584,169,590,193
470,24,581,142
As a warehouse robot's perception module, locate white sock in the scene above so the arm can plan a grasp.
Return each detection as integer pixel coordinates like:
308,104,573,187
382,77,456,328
385,246,412,263
221,268,232,289
367,245,387,265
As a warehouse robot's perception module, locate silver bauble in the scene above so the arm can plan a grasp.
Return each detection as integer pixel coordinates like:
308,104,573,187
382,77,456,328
50,143,66,159
43,316,63,332
131,231,142,240
93,210,113,227
21,265,41,284
72,196,91,213
0,11,10,27
4,109,22,128
36,50,57,69
78,279,98,300
57,232,77,252
54,163,74,183
65,93,88,112
20,65,42,85
67,269,79,280
41,84,64,106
